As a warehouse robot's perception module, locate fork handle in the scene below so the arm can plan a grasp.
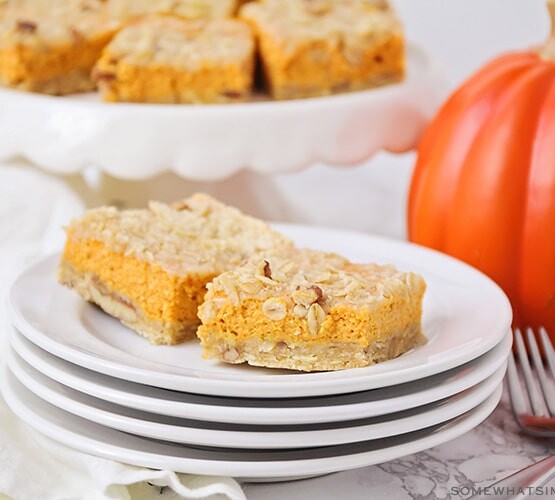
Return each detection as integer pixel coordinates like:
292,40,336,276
521,415,555,430
471,455,555,499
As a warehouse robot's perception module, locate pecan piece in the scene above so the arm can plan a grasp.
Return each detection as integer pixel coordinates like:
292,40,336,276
69,26,84,42
263,260,272,278
16,20,37,33
172,200,191,211
93,70,116,82
221,90,242,99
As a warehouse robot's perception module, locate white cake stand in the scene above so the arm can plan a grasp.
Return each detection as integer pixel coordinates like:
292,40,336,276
0,44,447,184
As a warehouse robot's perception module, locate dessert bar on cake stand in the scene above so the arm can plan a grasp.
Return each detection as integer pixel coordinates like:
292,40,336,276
0,43,448,209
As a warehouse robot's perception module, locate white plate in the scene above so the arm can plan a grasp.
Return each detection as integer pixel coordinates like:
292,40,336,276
9,224,512,398
1,367,502,480
9,327,512,425
0,45,447,181
7,346,507,450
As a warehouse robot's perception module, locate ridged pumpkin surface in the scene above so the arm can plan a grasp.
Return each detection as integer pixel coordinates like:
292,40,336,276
408,52,555,331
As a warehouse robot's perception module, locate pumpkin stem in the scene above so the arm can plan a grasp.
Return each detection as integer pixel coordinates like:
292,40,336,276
542,0,555,59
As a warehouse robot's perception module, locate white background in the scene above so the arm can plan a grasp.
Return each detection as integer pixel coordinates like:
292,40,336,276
397,0,548,84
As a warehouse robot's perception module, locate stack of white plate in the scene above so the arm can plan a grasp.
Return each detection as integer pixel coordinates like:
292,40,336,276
3,225,512,482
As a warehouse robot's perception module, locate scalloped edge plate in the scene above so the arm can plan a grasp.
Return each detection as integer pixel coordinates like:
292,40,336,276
0,44,448,180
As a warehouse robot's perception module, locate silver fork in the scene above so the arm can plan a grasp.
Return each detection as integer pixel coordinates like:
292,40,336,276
470,329,555,498
508,327,555,437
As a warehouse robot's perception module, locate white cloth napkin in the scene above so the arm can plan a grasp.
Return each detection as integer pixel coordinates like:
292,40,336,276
0,161,245,500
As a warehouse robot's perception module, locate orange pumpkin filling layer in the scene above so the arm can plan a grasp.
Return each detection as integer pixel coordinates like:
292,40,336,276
197,249,426,371
61,237,211,327
57,194,293,345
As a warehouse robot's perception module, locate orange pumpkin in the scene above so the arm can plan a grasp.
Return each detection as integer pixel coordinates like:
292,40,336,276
408,2,555,333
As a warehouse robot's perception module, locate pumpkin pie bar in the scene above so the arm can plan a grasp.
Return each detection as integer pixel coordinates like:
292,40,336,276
58,194,293,345
0,0,118,94
239,0,405,99
197,249,426,371
107,0,238,23
93,16,255,103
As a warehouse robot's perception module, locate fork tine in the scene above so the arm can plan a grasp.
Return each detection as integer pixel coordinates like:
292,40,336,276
540,328,555,386
526,328,555,415
514,329,549,417
507,351,529,417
